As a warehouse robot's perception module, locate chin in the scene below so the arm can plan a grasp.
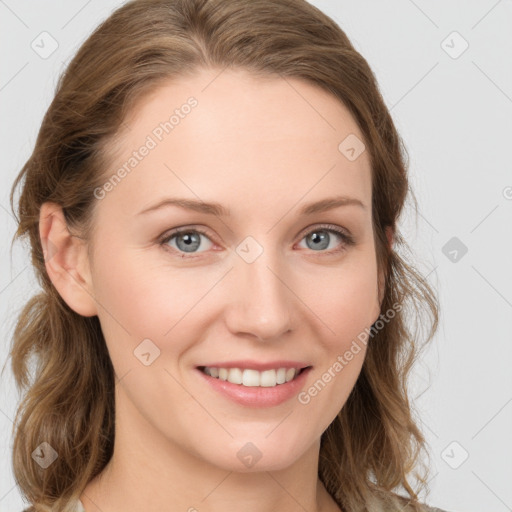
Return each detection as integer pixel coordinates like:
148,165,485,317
211,452,301,473
201,434,310,473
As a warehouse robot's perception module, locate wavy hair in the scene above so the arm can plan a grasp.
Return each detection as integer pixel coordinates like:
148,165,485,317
5,0,439,511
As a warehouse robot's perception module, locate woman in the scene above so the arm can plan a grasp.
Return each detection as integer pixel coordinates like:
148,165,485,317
8,0,445,511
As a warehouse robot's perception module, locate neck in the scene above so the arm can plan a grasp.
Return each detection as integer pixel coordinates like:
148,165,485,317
80,386,340,512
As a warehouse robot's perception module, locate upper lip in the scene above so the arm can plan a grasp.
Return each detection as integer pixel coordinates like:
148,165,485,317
197,360,312,371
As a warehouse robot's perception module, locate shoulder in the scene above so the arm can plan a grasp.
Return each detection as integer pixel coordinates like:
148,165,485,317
22,498,84,511
385,494,454,512
405,503,453,512
417,502,454,512
395,504,453,512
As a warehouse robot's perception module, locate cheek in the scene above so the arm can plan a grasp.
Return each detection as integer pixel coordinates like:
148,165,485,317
296,252,380,345
294,257,376,430
91,248,215,352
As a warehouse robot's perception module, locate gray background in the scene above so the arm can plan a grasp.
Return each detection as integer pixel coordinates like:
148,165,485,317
1,1,511,511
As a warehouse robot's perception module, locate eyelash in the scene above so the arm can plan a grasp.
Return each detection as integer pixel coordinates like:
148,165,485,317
158,224,355,259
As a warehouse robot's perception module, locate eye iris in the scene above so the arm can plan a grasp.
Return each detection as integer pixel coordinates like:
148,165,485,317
167,228,343,255
176,232,201,252
307,230,330,250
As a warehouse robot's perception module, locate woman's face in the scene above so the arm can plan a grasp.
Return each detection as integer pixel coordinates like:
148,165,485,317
84,67,383,472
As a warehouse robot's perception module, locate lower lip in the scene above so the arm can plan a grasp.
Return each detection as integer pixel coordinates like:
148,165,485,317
196,367,312,408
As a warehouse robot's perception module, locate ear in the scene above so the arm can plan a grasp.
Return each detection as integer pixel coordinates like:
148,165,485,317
39,202,98,317
376,225,394,310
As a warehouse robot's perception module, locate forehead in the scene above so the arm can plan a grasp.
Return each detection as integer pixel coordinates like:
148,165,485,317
99,68,372,217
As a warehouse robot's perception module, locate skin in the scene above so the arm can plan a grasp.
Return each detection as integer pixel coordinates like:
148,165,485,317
40,67,392,512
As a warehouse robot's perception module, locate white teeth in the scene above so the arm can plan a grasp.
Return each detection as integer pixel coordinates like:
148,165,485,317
259,369,276,387
227,368,243,385
285,368,296,382
242,369,260,386
201,366,303,387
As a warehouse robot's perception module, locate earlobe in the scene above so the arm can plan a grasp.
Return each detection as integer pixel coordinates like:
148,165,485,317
39,202,98,317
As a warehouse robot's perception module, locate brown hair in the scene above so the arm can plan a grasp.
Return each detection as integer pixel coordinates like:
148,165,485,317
6,1,439,511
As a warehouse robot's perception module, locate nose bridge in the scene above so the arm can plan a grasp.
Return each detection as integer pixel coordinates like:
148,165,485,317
225,239,293,340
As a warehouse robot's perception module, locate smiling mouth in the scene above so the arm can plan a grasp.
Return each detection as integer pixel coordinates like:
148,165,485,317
197,366,311,388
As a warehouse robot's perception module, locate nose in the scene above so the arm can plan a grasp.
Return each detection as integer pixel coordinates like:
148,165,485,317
224,249,294,342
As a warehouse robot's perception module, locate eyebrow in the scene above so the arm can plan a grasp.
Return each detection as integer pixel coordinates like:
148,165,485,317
137,195,366,217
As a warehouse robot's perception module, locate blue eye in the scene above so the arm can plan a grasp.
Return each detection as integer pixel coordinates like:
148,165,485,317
297,225,354,253
161,228,213,255
159,224,354,258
